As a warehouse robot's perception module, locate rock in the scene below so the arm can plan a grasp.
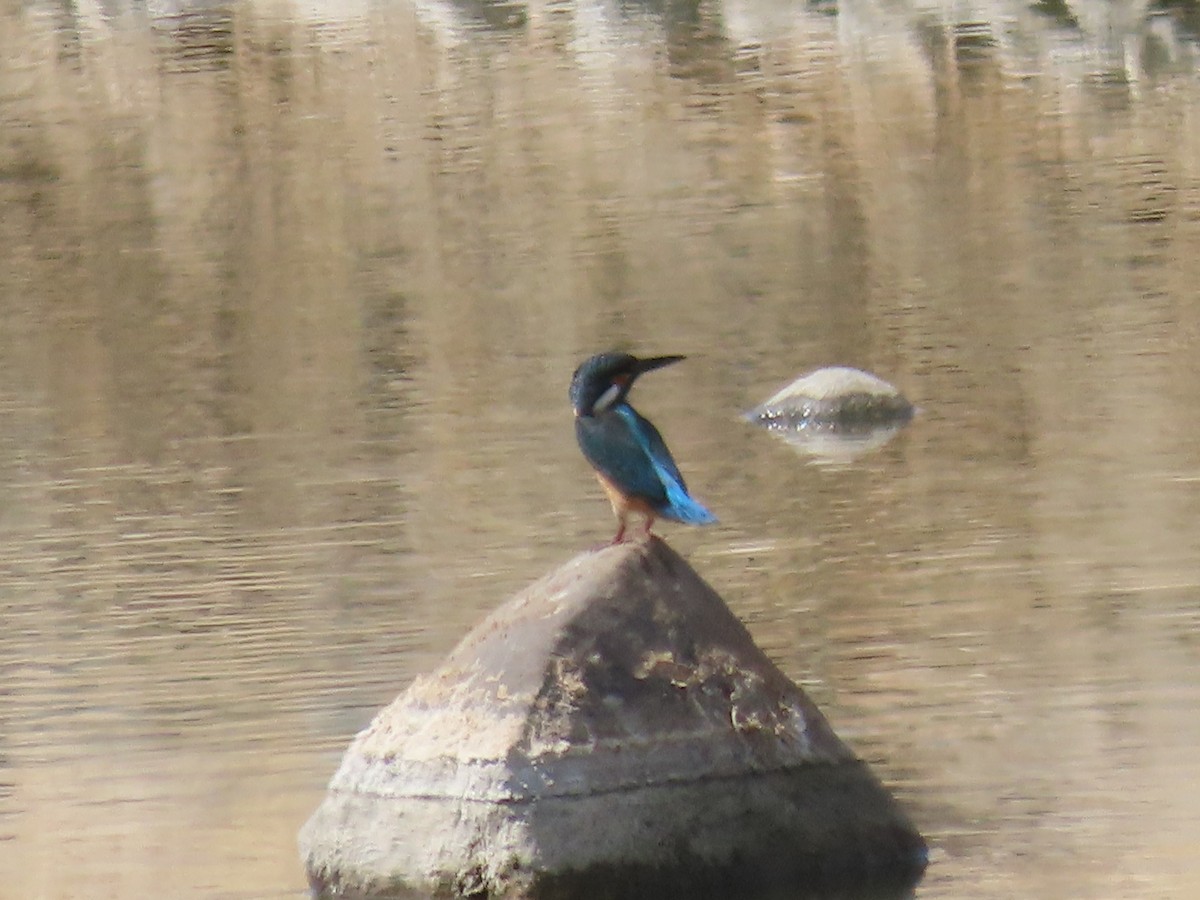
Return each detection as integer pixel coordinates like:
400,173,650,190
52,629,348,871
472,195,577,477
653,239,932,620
299,538,926,899
746,367,914,430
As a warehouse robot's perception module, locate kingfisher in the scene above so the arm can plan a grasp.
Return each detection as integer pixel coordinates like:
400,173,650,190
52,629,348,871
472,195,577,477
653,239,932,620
570,351,717,543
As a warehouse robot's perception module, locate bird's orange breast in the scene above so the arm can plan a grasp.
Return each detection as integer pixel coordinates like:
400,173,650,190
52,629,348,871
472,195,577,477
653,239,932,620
594,471,658,517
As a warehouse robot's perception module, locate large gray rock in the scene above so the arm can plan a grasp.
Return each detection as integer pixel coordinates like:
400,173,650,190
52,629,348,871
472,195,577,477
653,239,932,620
300,538,926,899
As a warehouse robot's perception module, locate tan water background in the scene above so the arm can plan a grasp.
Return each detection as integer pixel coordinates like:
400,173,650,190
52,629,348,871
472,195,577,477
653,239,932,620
1,0,1199,897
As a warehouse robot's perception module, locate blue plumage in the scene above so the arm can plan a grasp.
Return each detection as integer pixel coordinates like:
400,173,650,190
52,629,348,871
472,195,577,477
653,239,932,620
570,352,716,542
612,405,716,524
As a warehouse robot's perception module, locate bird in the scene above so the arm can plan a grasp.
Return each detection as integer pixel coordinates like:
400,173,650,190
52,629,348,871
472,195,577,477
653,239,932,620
570,351,717,543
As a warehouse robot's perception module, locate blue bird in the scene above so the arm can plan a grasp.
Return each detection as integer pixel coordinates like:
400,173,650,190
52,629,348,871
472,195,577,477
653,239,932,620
570,351,717,543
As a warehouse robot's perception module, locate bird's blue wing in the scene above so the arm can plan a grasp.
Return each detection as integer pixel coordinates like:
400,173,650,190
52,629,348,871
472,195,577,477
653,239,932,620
614,405,716,525
617,404,688,488
576,403,716,525
576,409,670,508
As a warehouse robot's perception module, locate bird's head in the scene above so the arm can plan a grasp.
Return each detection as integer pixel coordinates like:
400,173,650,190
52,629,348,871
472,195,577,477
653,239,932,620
569,352,685,417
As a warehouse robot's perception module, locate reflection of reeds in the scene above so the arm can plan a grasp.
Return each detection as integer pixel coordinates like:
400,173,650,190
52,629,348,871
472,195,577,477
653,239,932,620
0,0,1196,492
0,0,1196,546
153,8,237,73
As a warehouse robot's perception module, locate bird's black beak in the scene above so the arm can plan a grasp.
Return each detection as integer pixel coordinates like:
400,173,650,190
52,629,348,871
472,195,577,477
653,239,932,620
633,355,686,378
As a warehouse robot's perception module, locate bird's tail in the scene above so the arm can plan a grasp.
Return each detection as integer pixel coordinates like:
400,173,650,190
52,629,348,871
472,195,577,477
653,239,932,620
662,482,718,525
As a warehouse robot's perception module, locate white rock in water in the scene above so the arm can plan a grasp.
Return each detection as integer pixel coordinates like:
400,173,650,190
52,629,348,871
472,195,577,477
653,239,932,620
748,366,913,428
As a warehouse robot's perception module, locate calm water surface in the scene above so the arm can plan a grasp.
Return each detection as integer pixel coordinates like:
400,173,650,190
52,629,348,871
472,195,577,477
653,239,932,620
1,0,1199,897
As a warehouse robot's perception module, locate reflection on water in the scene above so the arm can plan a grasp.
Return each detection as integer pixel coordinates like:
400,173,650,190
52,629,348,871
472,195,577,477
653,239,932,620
1,0,1199,897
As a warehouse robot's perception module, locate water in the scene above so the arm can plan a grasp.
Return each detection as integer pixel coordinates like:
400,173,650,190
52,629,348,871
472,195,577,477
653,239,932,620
1,0,1199,897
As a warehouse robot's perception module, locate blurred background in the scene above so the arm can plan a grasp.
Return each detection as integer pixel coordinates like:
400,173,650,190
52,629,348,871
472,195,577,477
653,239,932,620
1,0,1198,896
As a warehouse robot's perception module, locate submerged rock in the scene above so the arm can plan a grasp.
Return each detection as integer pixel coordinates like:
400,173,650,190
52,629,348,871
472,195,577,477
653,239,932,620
299,538,926,899
745,367,915,462
746,366,914,430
